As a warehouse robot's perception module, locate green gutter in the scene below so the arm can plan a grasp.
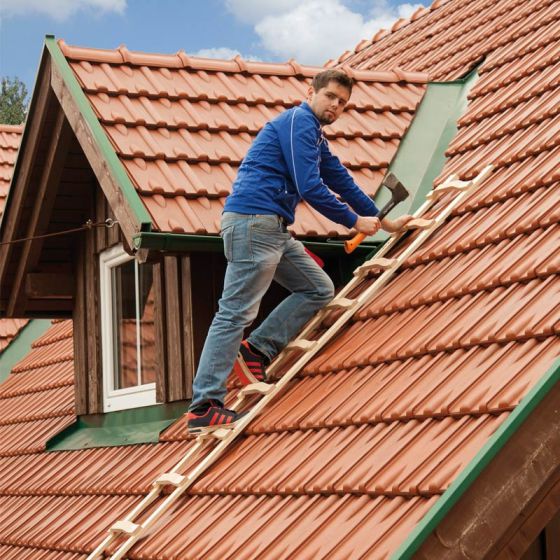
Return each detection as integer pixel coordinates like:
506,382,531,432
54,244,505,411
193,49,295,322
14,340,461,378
392,356,560,559
45,35,152,232
46,401,189,450
0,320,52,384
133,231,379,256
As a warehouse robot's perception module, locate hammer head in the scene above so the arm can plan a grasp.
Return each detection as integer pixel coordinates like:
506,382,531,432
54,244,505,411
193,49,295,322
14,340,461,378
383,172,409,203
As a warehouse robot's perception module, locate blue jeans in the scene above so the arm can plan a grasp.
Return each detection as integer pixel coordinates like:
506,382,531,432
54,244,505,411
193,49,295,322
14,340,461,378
189,212,335,409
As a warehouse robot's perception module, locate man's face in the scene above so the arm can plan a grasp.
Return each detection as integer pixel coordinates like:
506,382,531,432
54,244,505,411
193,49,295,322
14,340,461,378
307,80,351,125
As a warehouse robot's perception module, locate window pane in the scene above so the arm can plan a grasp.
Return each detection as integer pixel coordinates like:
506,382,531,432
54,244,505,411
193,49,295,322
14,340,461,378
112,260,138,389
138,264,156,384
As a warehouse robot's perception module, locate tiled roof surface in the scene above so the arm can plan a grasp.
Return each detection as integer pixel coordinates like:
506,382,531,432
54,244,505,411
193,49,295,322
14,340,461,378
0,126,28,353
0,124,23,216
0,319,28,353
1,1,560,557
58,40,427,237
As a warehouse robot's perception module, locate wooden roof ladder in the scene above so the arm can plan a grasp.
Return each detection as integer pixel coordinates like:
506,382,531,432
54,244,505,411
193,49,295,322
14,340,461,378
86,164,494,560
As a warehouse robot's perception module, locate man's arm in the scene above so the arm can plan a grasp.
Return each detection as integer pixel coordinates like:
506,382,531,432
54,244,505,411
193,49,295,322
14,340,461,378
319,139,380,217
277,109,359,228
320,140,414,233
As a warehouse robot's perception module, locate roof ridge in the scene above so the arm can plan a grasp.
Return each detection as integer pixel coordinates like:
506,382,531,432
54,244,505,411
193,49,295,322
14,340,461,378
330,0,453,66
57,39,427,84
0,124,23,134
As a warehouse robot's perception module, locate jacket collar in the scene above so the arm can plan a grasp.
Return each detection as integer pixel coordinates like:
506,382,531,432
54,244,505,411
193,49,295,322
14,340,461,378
299,101,321,126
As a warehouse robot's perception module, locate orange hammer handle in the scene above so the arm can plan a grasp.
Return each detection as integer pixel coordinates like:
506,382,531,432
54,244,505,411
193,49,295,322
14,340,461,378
344,232,366,254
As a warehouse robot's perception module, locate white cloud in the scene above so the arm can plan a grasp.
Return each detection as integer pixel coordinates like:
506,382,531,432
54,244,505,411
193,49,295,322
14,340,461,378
191,47,261,61
231,0,426,65
192,47,244,59
225,0,300,25
1,0,126,21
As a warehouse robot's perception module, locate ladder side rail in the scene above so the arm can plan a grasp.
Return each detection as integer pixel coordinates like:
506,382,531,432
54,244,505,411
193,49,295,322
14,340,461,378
271,164,492,366
100,165,493,560
87,486,164,559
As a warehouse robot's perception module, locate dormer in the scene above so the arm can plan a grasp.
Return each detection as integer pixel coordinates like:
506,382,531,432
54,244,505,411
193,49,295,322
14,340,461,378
0,37,429,415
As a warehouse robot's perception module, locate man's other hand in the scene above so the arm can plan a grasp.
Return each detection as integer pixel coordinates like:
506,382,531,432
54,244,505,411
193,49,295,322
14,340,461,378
381,215,414,233
354,216,381,235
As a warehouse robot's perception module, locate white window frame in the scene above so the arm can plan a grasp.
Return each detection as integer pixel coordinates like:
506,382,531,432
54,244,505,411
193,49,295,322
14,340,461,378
100,244,156,412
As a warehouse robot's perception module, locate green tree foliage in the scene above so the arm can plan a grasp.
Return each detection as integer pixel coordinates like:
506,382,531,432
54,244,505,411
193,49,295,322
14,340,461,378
0,77,28,125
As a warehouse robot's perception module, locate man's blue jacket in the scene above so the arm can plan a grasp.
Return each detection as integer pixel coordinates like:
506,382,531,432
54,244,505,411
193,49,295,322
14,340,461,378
224,101,379,228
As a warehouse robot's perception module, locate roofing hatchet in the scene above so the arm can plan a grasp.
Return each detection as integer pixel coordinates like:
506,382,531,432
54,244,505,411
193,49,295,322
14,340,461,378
344,172,409,254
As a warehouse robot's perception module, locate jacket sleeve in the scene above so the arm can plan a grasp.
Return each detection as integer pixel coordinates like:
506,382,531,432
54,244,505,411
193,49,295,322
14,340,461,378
319,139,380,217
277,108,358,228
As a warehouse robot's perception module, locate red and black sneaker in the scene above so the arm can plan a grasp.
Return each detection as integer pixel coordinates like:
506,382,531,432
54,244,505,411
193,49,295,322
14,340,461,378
233,340,268,386
187,400,247,435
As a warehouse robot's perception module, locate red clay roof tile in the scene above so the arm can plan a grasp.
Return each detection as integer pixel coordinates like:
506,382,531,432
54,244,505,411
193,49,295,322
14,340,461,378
0,124,22,217
59,40,427,238
0,319,27,353
2,0,560,556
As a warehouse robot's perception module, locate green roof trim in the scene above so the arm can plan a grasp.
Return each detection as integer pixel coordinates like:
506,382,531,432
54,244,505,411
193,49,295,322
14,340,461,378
44,35,153,232
133,231,379,256
392,355,560,559
0,319,52,384
368,69,479,244
46,401,190,451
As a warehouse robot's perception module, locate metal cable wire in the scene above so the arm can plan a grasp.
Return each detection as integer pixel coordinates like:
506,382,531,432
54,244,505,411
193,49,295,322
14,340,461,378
0,218,118,247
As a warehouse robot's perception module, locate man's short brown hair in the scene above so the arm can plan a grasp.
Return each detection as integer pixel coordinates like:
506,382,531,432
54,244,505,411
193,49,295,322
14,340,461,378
312,69,353,94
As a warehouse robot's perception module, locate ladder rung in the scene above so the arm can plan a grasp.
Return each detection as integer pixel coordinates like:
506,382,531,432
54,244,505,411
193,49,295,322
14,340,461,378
325,297,355,310
238,382,274,397
427,179,471,200
286,339,317,351
404,217,435,230
354,257,397,276
198,427,233,441
153,472,185,487
110,520,143,536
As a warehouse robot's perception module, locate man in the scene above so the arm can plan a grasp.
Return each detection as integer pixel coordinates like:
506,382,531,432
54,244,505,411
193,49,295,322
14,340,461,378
187,69,413,435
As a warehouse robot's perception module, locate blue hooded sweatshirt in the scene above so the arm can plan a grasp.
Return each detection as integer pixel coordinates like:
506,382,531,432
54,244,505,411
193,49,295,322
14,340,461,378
224,101,379,228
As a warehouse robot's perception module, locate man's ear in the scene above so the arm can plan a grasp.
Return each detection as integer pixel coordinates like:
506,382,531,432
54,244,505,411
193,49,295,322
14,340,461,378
307,85,315,102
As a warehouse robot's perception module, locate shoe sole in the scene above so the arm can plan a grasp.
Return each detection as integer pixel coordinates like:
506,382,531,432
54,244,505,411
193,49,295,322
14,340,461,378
188,419,242,436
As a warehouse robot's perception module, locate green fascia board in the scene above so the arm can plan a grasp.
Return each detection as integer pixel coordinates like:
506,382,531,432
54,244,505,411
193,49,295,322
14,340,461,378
0,319,52,384
44,35,153,232
367,70,478,244
133,231,379,256
46,400,190,451
392,355,560,559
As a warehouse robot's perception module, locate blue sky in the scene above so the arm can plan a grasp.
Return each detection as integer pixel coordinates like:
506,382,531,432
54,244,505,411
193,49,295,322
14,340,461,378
0,0,428,96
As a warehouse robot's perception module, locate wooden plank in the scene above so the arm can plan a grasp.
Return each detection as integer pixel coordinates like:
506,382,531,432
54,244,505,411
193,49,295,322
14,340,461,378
8,107,73,316
95,184,108,253
50,61,142,247
85,225,102,413
164,256,185,401
181,255,195,399
0,55,53,289
545,511,560,560
72,236,88,415
107,206,120,247
153,262,168,403
25,273,74,298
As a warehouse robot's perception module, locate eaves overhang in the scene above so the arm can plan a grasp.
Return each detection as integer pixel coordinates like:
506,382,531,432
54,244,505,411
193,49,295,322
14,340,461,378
393,360,560,559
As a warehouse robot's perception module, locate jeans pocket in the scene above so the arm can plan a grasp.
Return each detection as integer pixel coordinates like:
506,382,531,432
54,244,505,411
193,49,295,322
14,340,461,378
251,215,280,233
221,223,253,263
221,224,234,261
